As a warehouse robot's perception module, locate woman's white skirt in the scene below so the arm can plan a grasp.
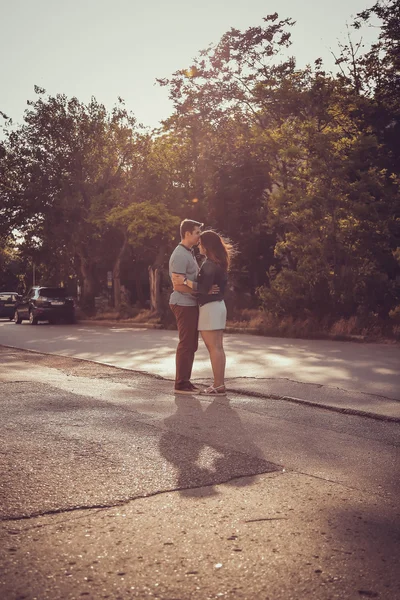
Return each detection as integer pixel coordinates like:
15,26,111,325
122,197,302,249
198,300,227,331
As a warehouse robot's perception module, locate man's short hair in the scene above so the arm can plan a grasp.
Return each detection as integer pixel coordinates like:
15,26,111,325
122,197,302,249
180,219,203,239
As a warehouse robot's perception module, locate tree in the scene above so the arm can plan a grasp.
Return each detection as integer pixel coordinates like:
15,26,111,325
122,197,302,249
158,9,400,319
1,90,142,312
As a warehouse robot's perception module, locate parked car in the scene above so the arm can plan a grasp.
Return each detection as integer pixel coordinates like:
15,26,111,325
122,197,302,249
14,287,76,325
0,292,20,320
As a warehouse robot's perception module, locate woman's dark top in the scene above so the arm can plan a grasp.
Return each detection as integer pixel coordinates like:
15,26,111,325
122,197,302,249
196,259,228,306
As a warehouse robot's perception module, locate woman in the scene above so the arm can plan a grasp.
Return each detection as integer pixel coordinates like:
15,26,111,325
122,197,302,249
173,230,233,396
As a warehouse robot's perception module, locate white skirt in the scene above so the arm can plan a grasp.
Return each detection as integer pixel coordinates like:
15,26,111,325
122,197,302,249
198,300,227,331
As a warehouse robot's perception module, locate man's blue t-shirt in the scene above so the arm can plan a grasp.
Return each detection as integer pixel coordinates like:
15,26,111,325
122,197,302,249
169,244,199,306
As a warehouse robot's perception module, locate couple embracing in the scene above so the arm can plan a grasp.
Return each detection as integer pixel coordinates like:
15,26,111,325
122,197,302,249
169,219,234,397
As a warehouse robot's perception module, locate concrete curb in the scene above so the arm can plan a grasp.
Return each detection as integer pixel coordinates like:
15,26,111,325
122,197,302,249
0,344,166,380
225,387,400,424
2,344,399,424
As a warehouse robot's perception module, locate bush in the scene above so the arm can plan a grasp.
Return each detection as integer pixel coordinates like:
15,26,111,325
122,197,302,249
227,308,400,342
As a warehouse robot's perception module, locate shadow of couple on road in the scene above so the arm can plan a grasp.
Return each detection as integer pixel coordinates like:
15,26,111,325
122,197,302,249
159,394,278,498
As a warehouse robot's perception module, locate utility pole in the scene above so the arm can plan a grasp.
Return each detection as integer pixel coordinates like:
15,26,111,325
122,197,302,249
33,263,36,286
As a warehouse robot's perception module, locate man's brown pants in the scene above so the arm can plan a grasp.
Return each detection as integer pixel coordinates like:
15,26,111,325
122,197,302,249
170,304,199,388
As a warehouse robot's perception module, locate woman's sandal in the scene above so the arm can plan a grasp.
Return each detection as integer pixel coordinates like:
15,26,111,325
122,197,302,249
199,385,227,396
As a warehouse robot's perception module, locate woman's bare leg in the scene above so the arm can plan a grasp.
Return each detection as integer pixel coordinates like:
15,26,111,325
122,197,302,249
200,330,226,388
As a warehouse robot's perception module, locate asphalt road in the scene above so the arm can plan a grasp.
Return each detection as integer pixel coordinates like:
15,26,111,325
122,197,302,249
1,347,399,599
0,319,399,400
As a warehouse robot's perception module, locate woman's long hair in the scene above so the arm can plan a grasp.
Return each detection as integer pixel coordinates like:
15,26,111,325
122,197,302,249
200,230,235,272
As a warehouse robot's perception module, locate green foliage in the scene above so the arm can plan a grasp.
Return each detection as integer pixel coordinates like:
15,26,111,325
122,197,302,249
0,236,23,291
107,201,179,250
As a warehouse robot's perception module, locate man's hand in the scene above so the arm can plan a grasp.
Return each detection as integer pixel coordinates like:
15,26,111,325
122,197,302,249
172,273,192,293
171,273,219,294
172,273,185,285
173,284,192,293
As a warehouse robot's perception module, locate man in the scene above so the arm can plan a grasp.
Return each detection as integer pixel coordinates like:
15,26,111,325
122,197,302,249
169,219,203,394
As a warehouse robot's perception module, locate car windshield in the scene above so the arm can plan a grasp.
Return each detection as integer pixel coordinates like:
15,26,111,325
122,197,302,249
0,294,17,301
39,288,67,298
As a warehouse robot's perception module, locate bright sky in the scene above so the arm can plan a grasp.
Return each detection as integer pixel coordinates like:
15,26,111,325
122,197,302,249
1,0,378,130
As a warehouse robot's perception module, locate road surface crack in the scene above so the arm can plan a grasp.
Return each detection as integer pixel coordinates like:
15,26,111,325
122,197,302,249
1,471,284,525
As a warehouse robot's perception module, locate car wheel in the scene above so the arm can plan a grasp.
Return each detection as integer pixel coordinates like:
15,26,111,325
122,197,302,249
29,310,38,325
14,311,22,324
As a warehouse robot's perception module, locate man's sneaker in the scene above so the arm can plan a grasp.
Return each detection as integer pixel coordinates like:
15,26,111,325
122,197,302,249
174,384,195,395
188,382,201,392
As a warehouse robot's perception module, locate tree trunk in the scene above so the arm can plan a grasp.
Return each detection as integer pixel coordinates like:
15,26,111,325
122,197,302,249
148,245,166,315
328,186,339,311
132,261,145,306
113,234,128,311
148,266,161,313
79,257,96,315
113,277,121,310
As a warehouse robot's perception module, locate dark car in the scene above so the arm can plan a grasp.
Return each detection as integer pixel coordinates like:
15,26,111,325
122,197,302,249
14,287,76,325
0,292,20,320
